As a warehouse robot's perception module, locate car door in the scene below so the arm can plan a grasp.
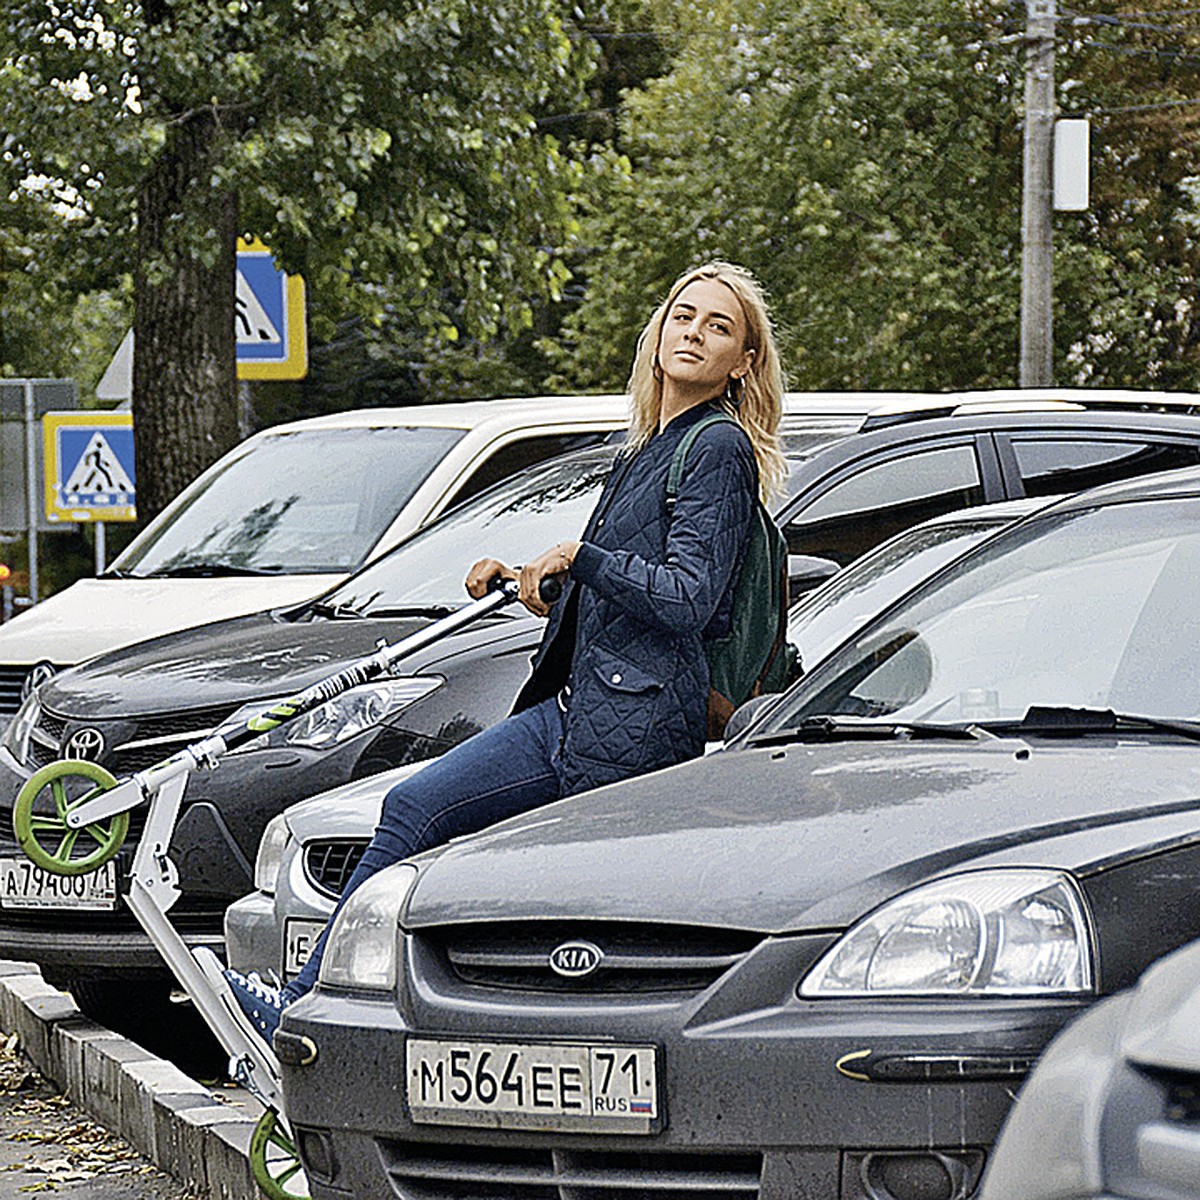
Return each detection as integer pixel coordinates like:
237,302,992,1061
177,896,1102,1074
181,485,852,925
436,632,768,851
777,433,1003,567
995,431,1200,499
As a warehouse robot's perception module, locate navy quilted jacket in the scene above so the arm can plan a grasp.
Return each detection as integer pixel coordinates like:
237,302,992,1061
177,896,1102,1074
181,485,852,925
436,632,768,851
514,400,757,796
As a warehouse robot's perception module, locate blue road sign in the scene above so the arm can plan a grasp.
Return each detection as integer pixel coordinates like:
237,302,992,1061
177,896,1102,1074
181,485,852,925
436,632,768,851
43,412,136,523
236,239,308,380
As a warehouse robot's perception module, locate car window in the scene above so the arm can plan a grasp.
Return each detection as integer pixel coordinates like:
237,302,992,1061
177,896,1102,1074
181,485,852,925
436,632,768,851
319,446,619,613
1011,438,1200,497
786,519,1002,671
440,432,608,512
762,497,1200,731
784,442,986,566
117,426,466,576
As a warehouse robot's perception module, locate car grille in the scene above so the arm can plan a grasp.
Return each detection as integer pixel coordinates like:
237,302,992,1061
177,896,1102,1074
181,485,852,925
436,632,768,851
304,840,367,899
27,702,240,775
424,921,761,994
380,1142,762,1199
0,666,29,716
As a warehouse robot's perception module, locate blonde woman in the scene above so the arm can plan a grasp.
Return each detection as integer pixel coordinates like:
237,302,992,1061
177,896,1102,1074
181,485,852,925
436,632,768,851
225,261,784,1042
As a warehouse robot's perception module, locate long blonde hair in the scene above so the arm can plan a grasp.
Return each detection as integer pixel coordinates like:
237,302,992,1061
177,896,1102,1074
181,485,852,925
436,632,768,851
625,261,786,501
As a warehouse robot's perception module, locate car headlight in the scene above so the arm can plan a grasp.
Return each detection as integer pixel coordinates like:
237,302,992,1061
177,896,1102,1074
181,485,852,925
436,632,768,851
254,814,291,894
222,678,443,754
2,694,40,763
800,869,1093,997
318,862,417,991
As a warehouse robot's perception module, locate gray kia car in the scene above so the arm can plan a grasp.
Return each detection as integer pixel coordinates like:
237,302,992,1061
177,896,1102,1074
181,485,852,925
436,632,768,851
277,467,1200,1200
226,495,1053,985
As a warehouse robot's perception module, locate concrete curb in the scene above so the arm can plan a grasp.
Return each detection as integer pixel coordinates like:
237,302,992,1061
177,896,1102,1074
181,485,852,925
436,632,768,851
0,960,259,1199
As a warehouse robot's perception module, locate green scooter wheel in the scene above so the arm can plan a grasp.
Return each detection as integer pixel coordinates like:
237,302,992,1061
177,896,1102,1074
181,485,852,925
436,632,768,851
250,1108,309,1199
12,760,127,876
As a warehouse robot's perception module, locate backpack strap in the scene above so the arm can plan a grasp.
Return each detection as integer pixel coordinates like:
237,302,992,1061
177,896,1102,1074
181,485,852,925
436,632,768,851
666,410,738,506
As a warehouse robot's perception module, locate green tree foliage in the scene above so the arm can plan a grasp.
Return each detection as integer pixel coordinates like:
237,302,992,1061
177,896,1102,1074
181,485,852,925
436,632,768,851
2,0,593,514
550,0,1200,392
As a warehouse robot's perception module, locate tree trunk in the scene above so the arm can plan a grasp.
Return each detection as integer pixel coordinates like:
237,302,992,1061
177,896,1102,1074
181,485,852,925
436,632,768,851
133,112,239,524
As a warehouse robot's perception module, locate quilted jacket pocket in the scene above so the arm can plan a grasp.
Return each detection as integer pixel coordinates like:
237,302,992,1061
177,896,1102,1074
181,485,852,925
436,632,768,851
589,653,664,695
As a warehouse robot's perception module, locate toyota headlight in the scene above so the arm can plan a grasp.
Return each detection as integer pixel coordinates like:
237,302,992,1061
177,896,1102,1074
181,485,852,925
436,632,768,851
223,678,443,754
800,869,1093,997
318,863,417,991
3,693,40,763
254,814,291,894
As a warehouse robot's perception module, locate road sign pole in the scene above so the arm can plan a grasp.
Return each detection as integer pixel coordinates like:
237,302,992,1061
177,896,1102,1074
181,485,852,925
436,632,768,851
23,381,38,603
95,522,106,576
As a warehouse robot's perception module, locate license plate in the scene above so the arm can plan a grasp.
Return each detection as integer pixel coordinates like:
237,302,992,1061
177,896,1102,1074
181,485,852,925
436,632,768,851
0,858,117,910
407,1037,660,1133
284,918,325,977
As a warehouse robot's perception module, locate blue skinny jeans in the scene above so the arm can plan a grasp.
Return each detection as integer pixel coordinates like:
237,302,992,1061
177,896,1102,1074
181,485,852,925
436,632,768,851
285,697,567,1001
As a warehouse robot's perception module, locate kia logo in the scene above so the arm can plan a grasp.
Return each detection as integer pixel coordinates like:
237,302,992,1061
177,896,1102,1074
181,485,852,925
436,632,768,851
548,940,604,979
63,728,105,761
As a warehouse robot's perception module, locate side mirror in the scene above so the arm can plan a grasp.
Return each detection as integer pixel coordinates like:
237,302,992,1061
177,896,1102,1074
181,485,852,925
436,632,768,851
788,554,840,597
723,693,777,744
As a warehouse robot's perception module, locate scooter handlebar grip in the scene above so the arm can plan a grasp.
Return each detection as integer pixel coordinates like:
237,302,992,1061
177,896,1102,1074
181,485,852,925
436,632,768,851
539,574,564,604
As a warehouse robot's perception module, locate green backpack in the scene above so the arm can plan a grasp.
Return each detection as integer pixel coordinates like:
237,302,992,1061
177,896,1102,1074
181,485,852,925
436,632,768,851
667,411,800,738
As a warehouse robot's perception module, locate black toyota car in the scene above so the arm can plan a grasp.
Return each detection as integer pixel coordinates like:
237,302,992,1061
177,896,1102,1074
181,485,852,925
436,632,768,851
280,466,1200,1200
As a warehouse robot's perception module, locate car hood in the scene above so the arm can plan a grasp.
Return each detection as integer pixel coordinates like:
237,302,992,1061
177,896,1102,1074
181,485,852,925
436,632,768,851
1116,938,1200,1074
35,607,523,717
406,737,1200,934
0,575,340,668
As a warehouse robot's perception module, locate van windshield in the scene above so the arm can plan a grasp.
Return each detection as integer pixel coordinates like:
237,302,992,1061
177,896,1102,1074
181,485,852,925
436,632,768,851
116,426,465,576
318,446,618,614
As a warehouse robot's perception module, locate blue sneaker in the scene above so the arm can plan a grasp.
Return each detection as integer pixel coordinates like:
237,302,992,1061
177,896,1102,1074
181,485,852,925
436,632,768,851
224,968,285,1047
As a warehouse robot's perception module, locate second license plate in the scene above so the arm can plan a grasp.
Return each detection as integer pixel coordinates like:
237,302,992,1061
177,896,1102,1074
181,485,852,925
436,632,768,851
407,1037,660,1133
0,858,117,910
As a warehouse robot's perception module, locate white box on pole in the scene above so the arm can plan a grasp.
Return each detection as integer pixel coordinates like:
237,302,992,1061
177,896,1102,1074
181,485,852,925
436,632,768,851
1054,118,1090,210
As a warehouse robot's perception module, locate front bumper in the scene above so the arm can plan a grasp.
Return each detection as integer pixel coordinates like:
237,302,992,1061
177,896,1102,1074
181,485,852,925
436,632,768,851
280,931,1087,1200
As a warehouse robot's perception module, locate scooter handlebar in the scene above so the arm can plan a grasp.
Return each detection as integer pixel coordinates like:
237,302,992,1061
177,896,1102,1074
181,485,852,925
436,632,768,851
488,574,565,605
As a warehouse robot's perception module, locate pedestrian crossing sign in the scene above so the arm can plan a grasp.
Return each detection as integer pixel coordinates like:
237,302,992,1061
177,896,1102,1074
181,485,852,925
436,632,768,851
236,238,308,380
42,411,137,523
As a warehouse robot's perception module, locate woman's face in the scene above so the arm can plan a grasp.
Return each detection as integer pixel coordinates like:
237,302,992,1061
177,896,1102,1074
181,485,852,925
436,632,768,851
657,277,754,394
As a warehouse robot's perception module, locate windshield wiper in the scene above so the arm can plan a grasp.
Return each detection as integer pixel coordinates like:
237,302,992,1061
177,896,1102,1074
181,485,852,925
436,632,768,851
980,706,1200,743
308,601,365,620
745,715,990,748
149,563,286,578
359,604,460,620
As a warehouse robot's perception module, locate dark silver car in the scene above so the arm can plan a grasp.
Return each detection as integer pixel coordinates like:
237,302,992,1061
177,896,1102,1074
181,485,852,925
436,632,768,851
277,468,1200,1200
981,936,1200,1200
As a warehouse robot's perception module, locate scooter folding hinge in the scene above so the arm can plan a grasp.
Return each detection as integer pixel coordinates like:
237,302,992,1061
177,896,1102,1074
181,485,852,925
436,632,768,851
65,777,146,828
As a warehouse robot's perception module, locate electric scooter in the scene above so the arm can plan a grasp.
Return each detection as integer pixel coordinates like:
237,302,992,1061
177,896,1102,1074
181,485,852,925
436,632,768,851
10,576,549,1199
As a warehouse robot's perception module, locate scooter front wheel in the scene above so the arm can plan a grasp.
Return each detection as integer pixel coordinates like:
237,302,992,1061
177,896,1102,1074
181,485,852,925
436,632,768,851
250,1108,309,1199
12,760,128,876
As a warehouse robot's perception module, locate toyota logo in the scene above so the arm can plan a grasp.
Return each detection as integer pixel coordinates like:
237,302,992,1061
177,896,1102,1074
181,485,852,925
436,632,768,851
63,728,105,761
548,940,605,979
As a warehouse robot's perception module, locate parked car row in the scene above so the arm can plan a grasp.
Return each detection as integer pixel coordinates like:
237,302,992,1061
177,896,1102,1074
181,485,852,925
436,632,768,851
278,465,1200,1200
7,391,1200,1196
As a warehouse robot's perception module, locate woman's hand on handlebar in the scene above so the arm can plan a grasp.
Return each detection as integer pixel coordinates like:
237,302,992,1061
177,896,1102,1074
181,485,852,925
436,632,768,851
465,558,517,599
518,541,580,618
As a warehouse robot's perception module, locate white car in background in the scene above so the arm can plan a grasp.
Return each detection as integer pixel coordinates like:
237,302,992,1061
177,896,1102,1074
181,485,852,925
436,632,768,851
0,396,629,714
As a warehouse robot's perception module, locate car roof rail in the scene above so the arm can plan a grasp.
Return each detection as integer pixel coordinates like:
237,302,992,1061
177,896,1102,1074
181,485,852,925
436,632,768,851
859,390,1200,432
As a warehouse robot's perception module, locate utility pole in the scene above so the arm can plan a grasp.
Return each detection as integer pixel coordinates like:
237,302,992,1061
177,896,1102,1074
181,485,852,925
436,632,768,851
1020,0,1056,386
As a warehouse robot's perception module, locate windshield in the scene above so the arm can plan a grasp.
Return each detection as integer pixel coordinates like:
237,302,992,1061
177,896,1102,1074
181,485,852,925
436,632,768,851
759,497,1200,733
116,426,465,576
786,518,1004,672
317,445,619,614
